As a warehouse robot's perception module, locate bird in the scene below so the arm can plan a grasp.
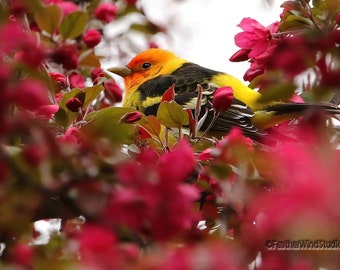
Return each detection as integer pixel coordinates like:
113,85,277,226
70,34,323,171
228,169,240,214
107,48,339,139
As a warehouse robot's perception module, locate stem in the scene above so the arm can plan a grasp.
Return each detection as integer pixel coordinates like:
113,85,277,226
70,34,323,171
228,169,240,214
199,110,219,139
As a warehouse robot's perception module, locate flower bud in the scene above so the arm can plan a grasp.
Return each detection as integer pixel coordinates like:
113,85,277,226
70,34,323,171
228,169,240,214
212,86,234,112
119,111,142,123
336,12,340,25
103,79,123,103
56,1,78,17
69,73,85,89
95,3,118,23
91,67,105,81
51,45,78,70
66,97,83,112
229,48,250,62
82,29,101,48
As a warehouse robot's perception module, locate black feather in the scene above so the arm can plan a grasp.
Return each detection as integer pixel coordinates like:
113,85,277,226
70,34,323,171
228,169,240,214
137,62,264,138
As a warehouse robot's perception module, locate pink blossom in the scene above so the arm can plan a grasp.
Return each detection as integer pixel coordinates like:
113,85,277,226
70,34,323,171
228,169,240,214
69,72,85,88
91,67,105,82
199,128,254,166
243,129,340,247
51,44,78,70
33,104,59,119
212,86,234,113
234,18,279,60
82,29,101,48
13,79,50,111
58,126,81,144
78,224,120,269
49,72,66,85
231,17,280,81
119,111,142,123
14,39,45,67
95,3,118,23
125,0,138,6
103,140,200,241
49,72,67,91
243,61,266,82
103,79,123,103
66,97,83,112
10,243,33,268
267,36,311,78
56,1,78,17
158,140,197,183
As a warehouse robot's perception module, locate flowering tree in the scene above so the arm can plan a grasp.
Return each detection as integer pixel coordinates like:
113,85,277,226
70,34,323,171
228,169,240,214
1,0,340,269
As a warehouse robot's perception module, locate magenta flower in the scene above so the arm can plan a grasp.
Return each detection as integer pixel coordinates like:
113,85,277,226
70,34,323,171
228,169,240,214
82,29,102,48
230,17,279,81
58,126,81,144
51,44,78,70
49,72,66,85
119,111,142,123
95,3,118,24
13,79,51,111
103,140,200,241
103,79,123,103
56,1,78,17
212,86,234,113
66,97,83,112
91,67,105,82
234,18,279,60
69,72,85,89
242,128,340,247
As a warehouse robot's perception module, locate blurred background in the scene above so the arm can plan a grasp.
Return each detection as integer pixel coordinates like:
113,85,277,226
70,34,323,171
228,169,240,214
102,0,282,81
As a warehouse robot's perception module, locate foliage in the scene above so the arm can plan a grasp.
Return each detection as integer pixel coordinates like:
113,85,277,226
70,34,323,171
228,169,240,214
1,0,340,269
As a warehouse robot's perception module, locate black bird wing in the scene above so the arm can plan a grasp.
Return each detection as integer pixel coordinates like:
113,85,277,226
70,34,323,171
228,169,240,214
137,63,263,138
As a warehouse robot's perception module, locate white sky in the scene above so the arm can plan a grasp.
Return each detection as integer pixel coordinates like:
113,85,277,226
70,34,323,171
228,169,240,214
141,0,283,80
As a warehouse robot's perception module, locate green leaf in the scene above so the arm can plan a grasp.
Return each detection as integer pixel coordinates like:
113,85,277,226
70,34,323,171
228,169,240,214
34,5,62,35
54,84,104,127
82,84,105,108
60,11,88,39
55,88,85,127
156,101,189,128
258,82,297,104
79,51,102,67
130,23,160,34
210,163,232,180
140,115,161,137
82,107,137,144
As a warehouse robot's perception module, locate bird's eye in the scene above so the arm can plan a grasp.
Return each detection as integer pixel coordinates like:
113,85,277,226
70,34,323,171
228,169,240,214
141,62,152,70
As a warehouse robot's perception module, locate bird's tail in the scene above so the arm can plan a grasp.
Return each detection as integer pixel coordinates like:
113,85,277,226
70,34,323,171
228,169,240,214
252,102,339,130
267,102,340,115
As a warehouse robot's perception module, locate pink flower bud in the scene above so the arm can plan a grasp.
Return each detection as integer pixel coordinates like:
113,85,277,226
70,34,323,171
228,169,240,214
69,73,85,88
103,79,123,103
91,67,105,81
10,243,33,267
56,1,78,17
66,97,83,112
119,111,142,123
14,79,50,111
49,72,66,85
212,86,234,112
125,0,138,6
51,44,78,70
94,3,118,23
336,12,340,25
229,48,250,62
82,29,101,48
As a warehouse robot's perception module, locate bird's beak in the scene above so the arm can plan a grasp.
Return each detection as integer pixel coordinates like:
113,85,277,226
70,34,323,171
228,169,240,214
107,66,132,77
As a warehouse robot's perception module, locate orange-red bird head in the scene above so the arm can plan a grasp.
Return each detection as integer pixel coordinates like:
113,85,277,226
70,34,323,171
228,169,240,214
108,49,187,95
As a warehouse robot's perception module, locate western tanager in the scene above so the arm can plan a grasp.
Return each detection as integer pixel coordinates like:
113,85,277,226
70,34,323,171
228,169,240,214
108,48,339,138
